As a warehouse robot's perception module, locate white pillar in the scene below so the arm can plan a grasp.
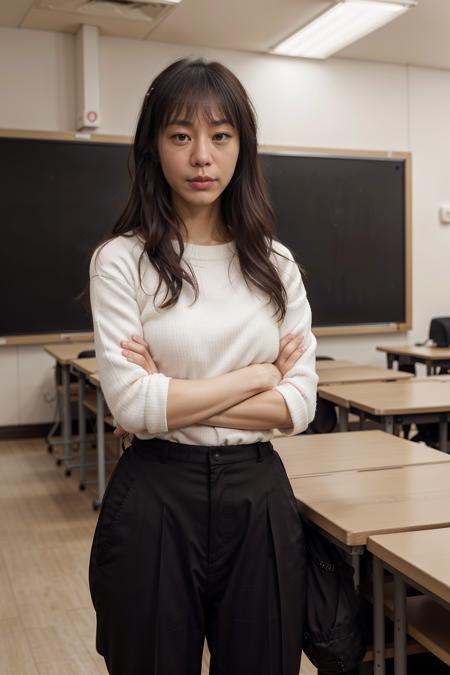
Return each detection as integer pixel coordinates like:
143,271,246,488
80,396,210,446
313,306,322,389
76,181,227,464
75,24,101,131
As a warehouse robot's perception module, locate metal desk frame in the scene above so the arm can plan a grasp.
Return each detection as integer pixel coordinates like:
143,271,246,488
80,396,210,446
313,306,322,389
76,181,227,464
371,557,450,675
384,352,450,377
336,405,449,454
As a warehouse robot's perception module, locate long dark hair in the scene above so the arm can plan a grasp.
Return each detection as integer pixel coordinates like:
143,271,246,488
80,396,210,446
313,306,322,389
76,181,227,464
87,56,295,321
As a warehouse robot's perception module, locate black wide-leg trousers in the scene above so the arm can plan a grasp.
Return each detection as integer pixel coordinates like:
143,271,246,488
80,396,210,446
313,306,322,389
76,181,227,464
88,437,307,675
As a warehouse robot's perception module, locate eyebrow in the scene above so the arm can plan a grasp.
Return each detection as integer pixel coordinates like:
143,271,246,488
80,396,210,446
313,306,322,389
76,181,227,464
167,117,232,127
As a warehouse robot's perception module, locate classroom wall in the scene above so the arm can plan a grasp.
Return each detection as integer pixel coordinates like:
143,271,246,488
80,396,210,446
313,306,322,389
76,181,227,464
1,25,449,428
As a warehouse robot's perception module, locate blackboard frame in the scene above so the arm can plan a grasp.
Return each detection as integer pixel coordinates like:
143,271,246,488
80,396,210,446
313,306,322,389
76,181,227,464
0,130,411,344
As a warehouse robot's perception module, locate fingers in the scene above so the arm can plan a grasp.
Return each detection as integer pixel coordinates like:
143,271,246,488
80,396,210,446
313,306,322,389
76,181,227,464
278,333,298,352
129,334,150,349
113,424,128,438
123,352,149,368
284,335,304,356
119,335,158,374
280,333,304,346
120,337,149,357
285,340,305,367
274,334,306,376
279,334,305,359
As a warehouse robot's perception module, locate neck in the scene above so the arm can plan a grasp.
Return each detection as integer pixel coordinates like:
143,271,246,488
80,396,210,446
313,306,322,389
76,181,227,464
171,192,230,244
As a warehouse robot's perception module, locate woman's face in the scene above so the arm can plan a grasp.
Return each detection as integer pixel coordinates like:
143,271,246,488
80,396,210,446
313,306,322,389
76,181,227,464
157,103,240,210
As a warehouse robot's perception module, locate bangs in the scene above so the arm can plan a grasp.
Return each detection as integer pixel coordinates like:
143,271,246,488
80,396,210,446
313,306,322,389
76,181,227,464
157,68,239,131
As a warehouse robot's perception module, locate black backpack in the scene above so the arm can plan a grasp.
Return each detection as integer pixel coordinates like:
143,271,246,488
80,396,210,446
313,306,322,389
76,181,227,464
303,522,367,674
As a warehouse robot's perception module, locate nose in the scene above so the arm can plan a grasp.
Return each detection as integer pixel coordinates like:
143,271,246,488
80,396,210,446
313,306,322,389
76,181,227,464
190,135,212,167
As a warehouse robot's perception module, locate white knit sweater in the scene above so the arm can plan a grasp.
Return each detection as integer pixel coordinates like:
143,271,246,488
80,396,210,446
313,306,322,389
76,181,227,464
89,234,318,446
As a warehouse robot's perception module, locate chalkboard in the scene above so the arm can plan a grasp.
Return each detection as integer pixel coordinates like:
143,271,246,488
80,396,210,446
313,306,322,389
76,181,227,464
1,136,131,337
259,151,407,328
0,135,409,338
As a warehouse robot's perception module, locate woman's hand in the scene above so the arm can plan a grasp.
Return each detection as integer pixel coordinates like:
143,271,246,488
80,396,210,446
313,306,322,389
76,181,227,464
274,334,306,377
114,335,158,439
120,335,158,374
113,423,129,439
254,334,305,392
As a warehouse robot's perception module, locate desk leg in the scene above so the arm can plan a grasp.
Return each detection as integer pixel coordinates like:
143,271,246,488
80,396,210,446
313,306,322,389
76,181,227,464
373,557,385,675
339,407,348,432
439,413,448,453
387,354,395,369
359,412,366,431
93,388,106,510
351,553,360,589
426,361,432,376
394,575,407,675
384,416,394,435
57,364,72,466
78,373,86,490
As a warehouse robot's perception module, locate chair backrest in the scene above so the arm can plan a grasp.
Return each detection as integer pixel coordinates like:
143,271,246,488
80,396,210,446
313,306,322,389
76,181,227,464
398,355,416,375
77,349,95,359
307,356,337,434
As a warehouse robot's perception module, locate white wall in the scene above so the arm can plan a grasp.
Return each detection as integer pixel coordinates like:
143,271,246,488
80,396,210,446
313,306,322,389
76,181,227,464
0,26,75,131
1,25,449,426
408,66,450,337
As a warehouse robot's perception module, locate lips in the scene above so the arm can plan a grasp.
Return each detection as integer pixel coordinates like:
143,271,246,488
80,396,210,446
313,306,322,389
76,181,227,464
188,176,215,182
188,176,217,190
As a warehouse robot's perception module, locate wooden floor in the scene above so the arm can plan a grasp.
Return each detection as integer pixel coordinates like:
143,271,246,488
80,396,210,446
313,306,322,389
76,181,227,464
0,436,316,675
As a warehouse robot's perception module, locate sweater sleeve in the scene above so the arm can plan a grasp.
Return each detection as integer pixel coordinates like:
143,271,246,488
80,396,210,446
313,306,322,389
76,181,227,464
273,248,319,436
89,244,172,435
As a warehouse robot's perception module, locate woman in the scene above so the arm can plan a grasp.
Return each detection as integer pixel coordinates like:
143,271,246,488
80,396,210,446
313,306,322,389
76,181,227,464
88,56,318,675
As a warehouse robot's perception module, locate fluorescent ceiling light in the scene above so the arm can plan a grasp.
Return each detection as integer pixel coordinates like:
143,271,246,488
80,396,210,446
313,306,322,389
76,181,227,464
271,0,418,59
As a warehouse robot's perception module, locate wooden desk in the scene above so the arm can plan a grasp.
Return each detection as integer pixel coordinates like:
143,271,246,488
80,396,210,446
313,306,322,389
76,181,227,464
69,357,98,490
44,342,95,466
318,377,450,452
272,430,450,478
90,372,100,387
291,462,450,547
377,344,450,375
316,359,356,370
291,463,450,674
368,529,450,673
369,529,450,606
70,356,97,376
318,365,413,385
44,342,95,364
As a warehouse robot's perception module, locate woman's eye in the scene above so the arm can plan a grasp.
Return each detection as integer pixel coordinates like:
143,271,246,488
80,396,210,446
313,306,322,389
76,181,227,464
214,133,230,142
172,133,190,142
170,132,231,143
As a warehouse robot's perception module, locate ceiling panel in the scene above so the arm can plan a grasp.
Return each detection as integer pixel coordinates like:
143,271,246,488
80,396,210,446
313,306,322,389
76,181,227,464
0,0,34,26
148,0,331,52
0,0,448,71
22,6,151,38
337,0,450,69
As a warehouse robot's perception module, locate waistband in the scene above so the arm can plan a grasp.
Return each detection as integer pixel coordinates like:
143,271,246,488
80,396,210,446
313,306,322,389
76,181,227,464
129,436,274,465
